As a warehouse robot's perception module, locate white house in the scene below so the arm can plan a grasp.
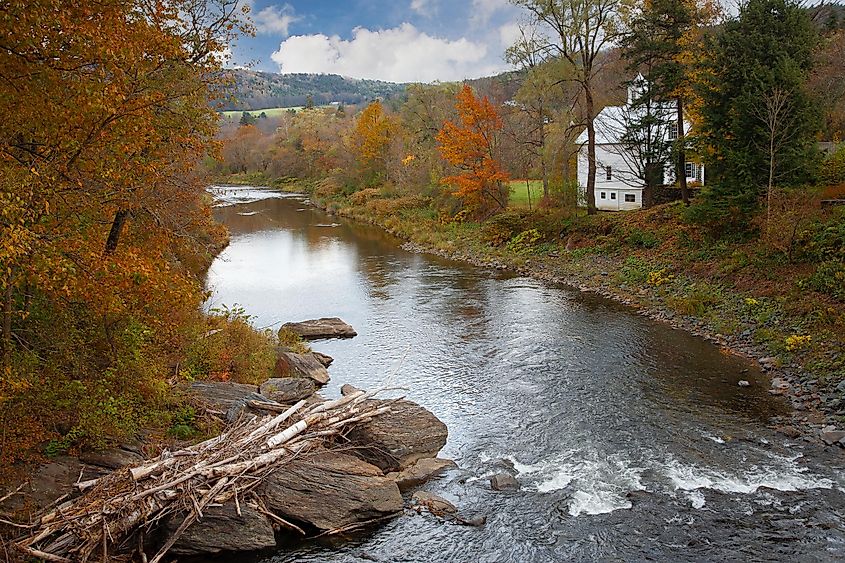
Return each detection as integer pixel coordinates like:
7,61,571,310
576,79,704,211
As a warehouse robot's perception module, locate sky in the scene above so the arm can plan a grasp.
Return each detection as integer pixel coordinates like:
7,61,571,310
232,0,524,82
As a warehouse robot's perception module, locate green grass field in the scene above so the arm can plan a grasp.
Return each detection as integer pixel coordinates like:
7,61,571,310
220,106,307,120
509,179,544,208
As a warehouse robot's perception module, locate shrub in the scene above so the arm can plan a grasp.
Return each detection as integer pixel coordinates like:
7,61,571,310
626,228,661,248
667,284,722,316
481,210,531,246
506,229,543,255
802,260,845,301
819,144,845,186
619,256,652,285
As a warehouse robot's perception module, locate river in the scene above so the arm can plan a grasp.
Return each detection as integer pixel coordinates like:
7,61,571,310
206,186,845,562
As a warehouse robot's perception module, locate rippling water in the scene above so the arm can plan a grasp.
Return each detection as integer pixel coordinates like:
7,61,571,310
206,186,845,562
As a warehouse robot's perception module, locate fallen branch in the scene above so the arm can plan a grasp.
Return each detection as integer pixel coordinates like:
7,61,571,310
14,389,399,562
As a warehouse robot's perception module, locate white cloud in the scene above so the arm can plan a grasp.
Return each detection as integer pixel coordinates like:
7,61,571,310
410,0,433,16
271,23,508,83
471,0,510,25
254,4,300,36
498,22,522,47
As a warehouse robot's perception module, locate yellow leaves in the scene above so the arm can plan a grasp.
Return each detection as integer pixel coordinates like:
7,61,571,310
354,101,396,167
785,334,811,352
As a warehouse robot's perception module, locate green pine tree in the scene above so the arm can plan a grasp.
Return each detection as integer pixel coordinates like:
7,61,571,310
692,0,820,233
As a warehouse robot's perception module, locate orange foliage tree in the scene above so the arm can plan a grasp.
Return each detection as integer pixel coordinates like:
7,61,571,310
437,85,509,213
0,0,249,460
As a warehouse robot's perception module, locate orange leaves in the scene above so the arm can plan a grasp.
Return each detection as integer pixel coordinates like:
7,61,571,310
436,85,509,213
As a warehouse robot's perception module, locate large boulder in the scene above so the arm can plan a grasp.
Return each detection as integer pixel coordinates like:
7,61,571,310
280,318,357,341
188,381,259,414
275,352,330,385
259,377,317,403
163,502,276,556
259,450,402,531
344,400,448,473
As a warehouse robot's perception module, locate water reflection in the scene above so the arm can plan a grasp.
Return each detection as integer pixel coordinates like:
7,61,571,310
206,188,845,563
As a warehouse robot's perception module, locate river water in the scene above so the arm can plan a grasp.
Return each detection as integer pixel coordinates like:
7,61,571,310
206,186,845,563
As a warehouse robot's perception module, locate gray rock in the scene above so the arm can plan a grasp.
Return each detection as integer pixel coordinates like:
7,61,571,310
280,318,357,341
411,491,456,514
820,430,845,445
164,502,276,556
225,392,277,423
489,472,520,491
259,377,317,403
738,380,750,387
344,400,448,473
312,351,334,367
341,383,362,396
260,450,402,531
79,448,143,470
759,356,779,369
386,457,457,492
188,381,259,414
275,352,330,385
776,425,802,439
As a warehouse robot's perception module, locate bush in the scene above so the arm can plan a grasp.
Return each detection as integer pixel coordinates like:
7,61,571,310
667,284,722,316
506,229,543,255
625,228,661,248
802,261,845,301
819,144,845,186
481,210,531,246
183,305,277,385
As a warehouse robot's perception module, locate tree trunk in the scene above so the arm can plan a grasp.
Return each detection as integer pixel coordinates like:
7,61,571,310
2,277,12,368
677,97,689,205
585,85,597,215
105,208,130,254
539,110,549,202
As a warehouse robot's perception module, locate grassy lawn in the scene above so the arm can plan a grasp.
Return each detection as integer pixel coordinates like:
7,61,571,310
220,106,307,120
509,179,544,208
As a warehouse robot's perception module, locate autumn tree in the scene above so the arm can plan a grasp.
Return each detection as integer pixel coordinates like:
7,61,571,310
0,0,248,455
437,85,509,214
353,101,396,181
621,0,720,204
512,0,622,215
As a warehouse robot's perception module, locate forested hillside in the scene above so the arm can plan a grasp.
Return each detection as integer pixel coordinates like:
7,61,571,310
219,69,408,110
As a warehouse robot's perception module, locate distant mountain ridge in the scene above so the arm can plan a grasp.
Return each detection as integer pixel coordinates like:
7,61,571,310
219,69,408,110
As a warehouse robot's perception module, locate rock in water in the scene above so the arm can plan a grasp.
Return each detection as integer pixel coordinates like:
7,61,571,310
386,458,457,492
312,351,334,367
411,491,457,515
260,450,402,531
259,377,317,403
345,400,448,472
341,383,362,396
280,318,357,341
275,352,330,385
489,473,519,491
164,502,276,556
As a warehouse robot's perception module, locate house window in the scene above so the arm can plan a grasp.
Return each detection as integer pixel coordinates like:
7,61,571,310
624,194,636,203
685,162,695,178
669,122,679,141
610,192,617,200
600,192,607,199
696,164,703,182
606,166,612,181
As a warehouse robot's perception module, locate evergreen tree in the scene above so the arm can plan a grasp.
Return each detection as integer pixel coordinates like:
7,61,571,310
305,94,315,109
693,0,820,231
622,0,717,205
239,111,256,126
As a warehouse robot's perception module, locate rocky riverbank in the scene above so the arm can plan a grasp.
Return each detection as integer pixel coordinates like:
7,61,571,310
0,320,465,561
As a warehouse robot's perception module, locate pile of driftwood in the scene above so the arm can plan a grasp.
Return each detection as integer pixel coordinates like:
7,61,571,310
13,389,397,563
